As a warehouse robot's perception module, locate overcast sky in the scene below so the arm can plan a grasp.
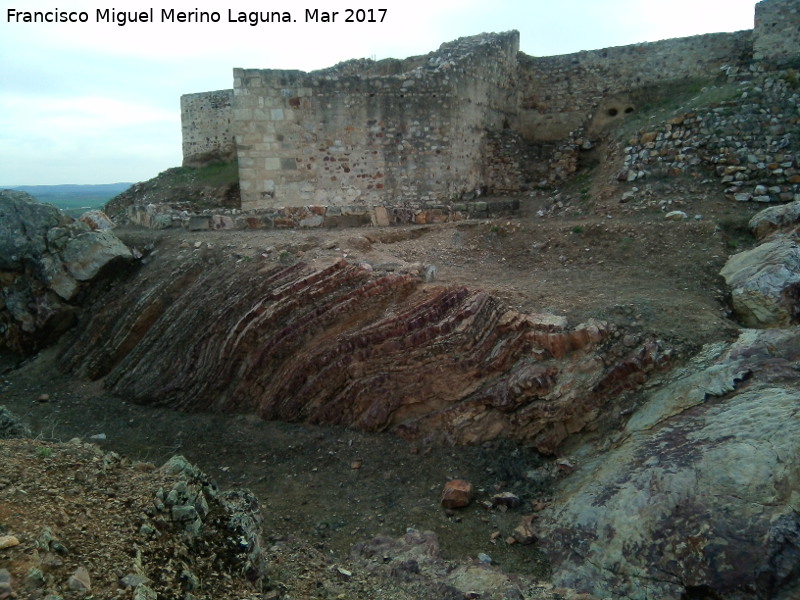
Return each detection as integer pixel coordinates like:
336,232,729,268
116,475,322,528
0,0,757,186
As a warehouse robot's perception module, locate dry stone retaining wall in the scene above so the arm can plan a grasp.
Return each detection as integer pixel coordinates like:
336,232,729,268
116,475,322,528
618,69,800,203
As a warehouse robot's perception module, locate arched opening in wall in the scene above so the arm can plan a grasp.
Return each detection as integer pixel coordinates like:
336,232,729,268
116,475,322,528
608,108,619,117
625,106,634,114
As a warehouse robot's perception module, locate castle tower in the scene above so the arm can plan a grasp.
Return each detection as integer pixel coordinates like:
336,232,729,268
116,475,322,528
754,0,800,65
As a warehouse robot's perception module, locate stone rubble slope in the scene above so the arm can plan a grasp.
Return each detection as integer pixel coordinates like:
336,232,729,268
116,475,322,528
0,434,267,600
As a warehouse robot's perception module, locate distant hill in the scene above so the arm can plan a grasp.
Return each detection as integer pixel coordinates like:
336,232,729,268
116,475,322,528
5,183,133,217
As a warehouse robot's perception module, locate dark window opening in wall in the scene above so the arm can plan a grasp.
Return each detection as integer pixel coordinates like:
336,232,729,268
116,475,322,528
502,118,510,129
608,108,619,117
625,107,634,114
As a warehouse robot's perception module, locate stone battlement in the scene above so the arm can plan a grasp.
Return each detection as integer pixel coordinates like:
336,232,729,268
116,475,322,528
181,0,799,211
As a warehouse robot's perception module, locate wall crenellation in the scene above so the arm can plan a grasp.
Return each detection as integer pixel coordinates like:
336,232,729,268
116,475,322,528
180,0,800,211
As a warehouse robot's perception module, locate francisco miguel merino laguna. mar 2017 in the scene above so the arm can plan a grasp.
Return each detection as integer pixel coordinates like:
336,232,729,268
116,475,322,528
5,7,388,26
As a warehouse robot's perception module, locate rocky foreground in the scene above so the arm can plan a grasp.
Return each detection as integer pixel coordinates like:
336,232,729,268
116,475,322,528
0,415,599,600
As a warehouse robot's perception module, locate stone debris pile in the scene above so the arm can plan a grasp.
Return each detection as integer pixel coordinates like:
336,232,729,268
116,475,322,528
0,436,267,600
619,68,800,203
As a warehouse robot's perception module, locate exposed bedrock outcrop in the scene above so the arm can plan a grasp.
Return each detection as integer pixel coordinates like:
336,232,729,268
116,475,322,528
59,250,671,453
0,190,133,356
720,200,800,329
351,528,600,600
537,328,800,600
720,235,800,328
749,200,800,242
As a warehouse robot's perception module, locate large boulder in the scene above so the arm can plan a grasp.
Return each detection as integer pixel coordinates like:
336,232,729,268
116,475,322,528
62,230,132,281
0,190,64,269
536,328,800,600
749,200,800,241
720,235,800,328
0,190,133,355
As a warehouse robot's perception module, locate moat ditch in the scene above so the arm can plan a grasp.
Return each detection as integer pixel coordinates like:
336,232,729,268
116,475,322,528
1,347,555,579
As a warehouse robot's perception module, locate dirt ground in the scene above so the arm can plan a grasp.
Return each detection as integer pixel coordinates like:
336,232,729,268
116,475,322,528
117,174,757,353
0,169,761,598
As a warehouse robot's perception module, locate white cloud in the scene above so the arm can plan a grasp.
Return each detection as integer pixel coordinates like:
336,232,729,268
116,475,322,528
0,95,175,136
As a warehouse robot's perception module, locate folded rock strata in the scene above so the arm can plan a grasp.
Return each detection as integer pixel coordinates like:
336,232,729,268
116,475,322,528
60,248,670,453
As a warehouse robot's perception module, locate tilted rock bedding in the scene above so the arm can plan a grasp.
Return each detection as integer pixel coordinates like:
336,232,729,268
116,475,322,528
58,243,669,455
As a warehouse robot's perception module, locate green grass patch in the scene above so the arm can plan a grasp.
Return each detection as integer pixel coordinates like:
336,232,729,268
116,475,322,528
154,162,239,188
36,447,53,459
615,77,742,143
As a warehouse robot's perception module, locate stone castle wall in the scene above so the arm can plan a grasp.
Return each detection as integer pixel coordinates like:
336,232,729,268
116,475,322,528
233,32,518,209
180,0,800,209
180,90,236,168
754,0,800,64
517,31,754,142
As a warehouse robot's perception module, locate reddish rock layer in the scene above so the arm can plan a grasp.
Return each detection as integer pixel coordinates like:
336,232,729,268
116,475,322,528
60,253,670,453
